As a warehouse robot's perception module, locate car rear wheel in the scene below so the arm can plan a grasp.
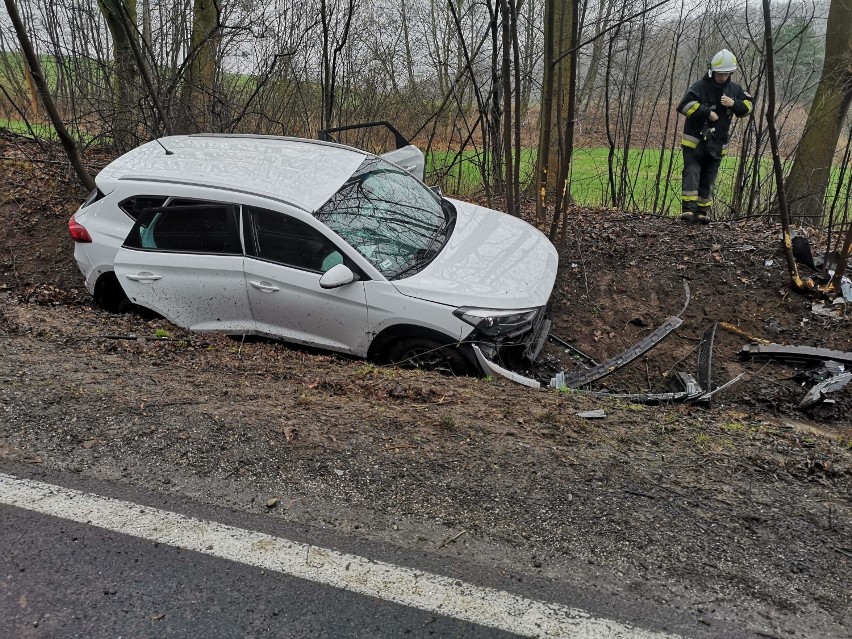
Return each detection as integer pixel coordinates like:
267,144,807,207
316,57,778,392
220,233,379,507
93,272,133,313
385,337,473,376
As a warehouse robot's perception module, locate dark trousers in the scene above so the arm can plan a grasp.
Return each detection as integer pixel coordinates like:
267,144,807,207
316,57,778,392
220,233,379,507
681,145,721,213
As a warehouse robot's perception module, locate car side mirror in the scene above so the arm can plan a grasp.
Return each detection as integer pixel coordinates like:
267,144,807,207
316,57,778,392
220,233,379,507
319,264,357,289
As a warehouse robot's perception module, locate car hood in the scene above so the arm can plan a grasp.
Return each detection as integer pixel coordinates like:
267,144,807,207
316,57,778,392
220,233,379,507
392,198,558,309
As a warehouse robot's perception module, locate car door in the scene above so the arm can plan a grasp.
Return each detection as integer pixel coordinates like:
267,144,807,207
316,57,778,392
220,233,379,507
242,205,370,354
113,202,255,333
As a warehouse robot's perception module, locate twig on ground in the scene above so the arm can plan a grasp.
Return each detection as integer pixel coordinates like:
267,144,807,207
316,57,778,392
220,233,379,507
436,529,468,549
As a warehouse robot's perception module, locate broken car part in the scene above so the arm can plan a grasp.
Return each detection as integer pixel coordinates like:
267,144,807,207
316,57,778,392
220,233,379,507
696,322,717,392
472,345,540,388
552,316,683,389
794,361,845,384
696,373,744,402
669,372,705,400
740,344,852,367
798,372,852,409
677,279,691,318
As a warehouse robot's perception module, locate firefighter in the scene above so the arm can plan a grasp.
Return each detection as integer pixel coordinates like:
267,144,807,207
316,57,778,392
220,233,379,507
676,49,753,223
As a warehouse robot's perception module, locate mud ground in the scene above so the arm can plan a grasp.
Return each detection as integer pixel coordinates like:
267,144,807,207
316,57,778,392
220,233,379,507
0,133,850,637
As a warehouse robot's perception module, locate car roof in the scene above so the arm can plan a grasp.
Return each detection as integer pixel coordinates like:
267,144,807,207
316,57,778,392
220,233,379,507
97,134,367,211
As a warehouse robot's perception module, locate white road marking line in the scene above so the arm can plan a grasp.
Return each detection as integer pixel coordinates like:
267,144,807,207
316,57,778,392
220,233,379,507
0,473,681,638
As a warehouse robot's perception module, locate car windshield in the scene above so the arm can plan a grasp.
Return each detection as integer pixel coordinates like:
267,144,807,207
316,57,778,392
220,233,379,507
314,157,453,279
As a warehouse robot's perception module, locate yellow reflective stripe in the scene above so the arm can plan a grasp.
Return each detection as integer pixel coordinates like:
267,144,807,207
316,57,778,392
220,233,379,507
682,195,698,201
743,99,753,114
684,102,700,116
698,200,713,208
682,139,698,148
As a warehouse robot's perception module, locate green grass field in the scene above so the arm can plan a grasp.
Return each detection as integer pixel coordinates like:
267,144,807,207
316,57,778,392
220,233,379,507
0,118,60,139
427,147,850,217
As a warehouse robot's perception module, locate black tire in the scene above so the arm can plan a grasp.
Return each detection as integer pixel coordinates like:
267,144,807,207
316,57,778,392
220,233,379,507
385,337,473,376
93,273,133,314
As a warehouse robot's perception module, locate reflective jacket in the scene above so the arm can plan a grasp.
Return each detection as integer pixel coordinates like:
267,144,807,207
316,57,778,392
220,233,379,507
677,75,753,155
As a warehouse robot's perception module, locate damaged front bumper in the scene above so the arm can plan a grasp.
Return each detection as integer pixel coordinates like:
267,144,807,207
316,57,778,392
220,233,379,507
468,304,552,371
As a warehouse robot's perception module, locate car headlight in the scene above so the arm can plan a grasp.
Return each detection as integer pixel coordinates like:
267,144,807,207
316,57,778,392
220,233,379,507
453,306,539,338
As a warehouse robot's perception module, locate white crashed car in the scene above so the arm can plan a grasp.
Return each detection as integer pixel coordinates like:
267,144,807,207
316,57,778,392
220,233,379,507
68,131,558,377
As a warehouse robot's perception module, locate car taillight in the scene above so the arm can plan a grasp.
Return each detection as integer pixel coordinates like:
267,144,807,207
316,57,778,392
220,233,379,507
68,216,92,243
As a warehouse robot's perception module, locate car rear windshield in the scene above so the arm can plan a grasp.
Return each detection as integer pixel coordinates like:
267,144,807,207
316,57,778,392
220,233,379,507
314,157,454,279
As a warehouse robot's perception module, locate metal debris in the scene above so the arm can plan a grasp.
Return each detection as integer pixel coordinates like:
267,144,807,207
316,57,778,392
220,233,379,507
677,279,691,318
552,316,683,389
696,373,744,402
799,372,852,409
740,344,852,366
587,390,691,404
811,302,841,318
840,276,852,303
669,372,705,399
795,361,845,384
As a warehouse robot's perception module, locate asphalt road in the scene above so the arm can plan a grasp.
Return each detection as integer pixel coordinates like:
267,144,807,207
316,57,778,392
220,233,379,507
2,503,516,638
0,466,753,639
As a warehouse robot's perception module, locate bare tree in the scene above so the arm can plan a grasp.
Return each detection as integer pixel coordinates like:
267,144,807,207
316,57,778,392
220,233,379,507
784,0,852,225
178,0,221,132
3,0,95,190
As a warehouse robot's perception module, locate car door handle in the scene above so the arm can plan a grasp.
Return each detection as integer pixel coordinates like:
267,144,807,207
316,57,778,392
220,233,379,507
249,280,280,292
125,272,162,282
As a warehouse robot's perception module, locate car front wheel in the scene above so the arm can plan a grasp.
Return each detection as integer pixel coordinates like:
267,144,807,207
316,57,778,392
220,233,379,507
386,337,474,376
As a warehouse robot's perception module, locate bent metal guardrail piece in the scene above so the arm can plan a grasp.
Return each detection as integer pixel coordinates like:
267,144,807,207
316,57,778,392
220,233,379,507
553,316,684,389
740,344,852,366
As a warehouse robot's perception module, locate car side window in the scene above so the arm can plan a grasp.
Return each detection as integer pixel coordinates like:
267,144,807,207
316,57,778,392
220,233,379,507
245,206,343,273
123,204,241,255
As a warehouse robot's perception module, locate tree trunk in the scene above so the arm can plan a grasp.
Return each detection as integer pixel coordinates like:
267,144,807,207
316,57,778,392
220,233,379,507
534,0,556,222
552,0,578,241
3,0,95,191
178,0,219,132
783,0,852,225
97,0,139,149
498,0,515,215
762,0,812,294
549,0,573,191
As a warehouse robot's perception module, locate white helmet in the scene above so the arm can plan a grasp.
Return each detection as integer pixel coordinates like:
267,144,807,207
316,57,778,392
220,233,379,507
709,49,737,74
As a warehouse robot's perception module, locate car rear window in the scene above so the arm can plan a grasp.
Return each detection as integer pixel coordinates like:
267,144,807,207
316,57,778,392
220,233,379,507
80,188,105,208
119,195,169,220
123,204,242,255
